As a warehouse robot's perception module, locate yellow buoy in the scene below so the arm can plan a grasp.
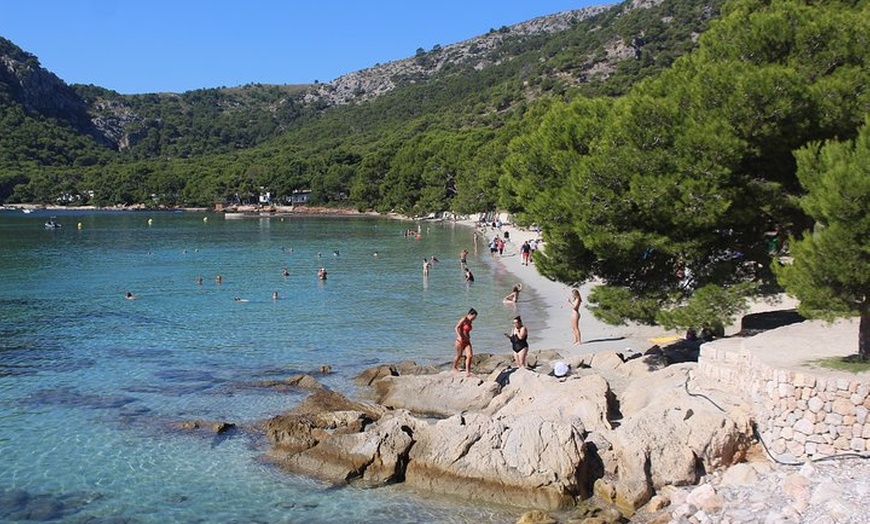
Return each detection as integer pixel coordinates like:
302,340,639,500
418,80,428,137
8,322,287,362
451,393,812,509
77,222,82,230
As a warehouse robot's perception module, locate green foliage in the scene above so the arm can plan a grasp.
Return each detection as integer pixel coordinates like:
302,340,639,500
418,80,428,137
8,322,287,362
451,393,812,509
656,282,756,334
501,0,869,334
774,117,870,357
587,285,662,326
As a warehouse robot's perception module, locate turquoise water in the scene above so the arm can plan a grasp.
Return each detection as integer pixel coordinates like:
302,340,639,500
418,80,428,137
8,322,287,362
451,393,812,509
0,209,541,523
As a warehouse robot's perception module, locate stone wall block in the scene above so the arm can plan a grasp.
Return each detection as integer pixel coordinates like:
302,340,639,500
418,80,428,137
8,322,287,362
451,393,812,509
850,438,866,452
787,440,805,458
772,438,787,455
824,413,844,426
856,406,868,424
807,396,824,413
832,398,854,416
863,424,870,439
794,418,814,435
818,443,835,455
806,434,825,444
816,378,827,393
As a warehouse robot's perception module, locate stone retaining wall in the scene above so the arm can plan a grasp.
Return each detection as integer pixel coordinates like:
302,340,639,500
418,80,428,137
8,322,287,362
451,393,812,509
699,340,870,461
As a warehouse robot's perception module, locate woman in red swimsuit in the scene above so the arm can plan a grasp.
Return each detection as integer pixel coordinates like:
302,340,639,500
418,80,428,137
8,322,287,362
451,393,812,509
453,308,477,377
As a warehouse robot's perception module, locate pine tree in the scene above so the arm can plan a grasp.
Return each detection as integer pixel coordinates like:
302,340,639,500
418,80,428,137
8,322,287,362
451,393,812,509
775,118,870,360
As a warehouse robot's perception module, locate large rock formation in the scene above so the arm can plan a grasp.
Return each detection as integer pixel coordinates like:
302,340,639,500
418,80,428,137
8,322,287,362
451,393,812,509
263,355,753,515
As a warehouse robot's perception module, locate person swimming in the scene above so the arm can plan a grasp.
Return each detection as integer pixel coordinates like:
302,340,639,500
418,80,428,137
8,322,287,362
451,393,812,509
503,283,523,303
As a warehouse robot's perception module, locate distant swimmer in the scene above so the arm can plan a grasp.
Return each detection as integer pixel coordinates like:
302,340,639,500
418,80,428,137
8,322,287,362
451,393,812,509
464,268,475,282
333,250,340,257
272,291,279,300
125,292,136,300
196,276,203,285
282,268,290,277
422,258,431,277
233,296,249,302
317,268,328,280
215,274,223,284
503,283,523,304
373,251,379,257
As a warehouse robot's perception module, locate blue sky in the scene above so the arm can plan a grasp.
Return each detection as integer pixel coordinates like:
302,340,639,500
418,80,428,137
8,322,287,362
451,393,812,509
1,0,608,94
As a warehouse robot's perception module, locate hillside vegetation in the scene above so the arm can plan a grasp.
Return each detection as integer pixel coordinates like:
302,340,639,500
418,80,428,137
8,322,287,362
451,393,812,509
2,0,868,340
1,0,721,207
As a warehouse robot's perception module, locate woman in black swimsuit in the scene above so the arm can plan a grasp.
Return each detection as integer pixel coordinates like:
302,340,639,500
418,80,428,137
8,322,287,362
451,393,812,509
506,315,529,368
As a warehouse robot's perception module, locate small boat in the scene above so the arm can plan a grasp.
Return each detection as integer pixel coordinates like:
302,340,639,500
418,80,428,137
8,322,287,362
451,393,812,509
44,217,62,229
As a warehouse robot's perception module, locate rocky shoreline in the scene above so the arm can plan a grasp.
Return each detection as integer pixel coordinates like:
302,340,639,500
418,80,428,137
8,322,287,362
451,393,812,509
254,345,749,522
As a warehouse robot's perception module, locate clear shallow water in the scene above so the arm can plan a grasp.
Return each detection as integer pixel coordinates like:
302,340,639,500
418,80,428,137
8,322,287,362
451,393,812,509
0,210,542,523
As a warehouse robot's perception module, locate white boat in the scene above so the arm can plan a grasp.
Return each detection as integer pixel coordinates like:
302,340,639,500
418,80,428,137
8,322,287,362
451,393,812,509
44,217,62,229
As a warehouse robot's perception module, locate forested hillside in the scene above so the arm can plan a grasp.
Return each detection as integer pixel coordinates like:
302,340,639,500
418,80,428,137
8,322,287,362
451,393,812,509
1,0,722,207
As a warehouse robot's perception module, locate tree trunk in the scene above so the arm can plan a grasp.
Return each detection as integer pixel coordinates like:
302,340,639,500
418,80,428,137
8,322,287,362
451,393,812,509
861,309,869,362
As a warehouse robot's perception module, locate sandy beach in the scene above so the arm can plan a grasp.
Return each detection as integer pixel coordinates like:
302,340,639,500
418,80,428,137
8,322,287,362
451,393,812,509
458,218,805,362
459,219,677,360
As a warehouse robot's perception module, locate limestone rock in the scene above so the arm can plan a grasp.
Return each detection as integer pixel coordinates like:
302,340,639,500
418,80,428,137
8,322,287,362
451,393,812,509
373,372,501,417
609,365,752,512
258,373,324,390
354,361,441,387
263,390,384,455
484,368,614,433
279,411,418,486
405,411,589,510
515,510,557,524
685,483,724,513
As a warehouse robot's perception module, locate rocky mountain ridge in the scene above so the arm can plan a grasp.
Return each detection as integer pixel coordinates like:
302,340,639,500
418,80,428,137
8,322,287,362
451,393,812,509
0,3,625,151
305,3,615,106
1,0,717,160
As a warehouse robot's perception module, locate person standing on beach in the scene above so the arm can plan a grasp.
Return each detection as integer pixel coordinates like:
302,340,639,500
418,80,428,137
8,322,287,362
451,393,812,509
506,315,529,368
568,288,582,345
453,308,477,377
520,241,531,266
